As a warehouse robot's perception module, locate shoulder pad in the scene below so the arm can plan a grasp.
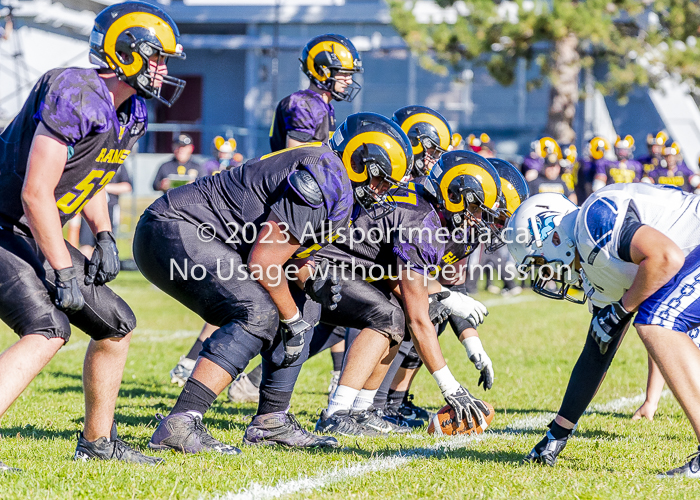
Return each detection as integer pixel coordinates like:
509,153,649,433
288,169,324,208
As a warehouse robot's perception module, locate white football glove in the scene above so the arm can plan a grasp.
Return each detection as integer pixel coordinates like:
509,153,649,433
440,288,488,327
462,337,494,390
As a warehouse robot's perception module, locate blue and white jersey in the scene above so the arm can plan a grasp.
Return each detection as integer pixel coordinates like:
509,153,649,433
574,183,700,308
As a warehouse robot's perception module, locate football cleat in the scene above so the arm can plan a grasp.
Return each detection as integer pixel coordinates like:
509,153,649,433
399,393,433,422
243,412,339,448
227,372,260,403
74,422,162,464
366,407,411,434
0,460,20,472
149,413,241,455
349,407,410,434
382,406,424,429
523,430,572,466
170,356,196,387
315,409,382,437
658,447,700,479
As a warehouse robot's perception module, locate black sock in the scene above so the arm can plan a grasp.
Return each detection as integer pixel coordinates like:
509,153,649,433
386,389,407,410
548,421,573,439
257,387,292,415
171,377,218,416
247,364,263,387
185,339,204,361
331,351,344,372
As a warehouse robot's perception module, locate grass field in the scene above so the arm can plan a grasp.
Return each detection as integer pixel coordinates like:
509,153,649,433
0,271,699,499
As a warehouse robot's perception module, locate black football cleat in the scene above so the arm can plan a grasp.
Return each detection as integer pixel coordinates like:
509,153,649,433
74,422,162,464
523,430,571,467
315,409,382,437
243,411,339,448
399,393,433,422
382,406,424,429
149,412,241,455
658,447,700,479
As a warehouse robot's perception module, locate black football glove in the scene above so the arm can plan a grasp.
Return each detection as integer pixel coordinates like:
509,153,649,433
279,314,313,367
590,301,632,354
444,385,490,428
54,267,85,312
85,231,119,286
523,421,575,466
304,259,342,311
428,291,452,325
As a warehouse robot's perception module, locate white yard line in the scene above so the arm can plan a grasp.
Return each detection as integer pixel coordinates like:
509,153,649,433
58,329,200,353
218,434,492,500
503,390,673,432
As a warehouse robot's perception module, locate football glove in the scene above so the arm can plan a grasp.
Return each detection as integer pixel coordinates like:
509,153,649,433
279,310,313,367
85,231,119,286
444,385,490,428
590,301,632,355
304,258,342,311
462,337,494,390
440,290,488,328
54,267,85,312
523,422,575,466
428,291,452,325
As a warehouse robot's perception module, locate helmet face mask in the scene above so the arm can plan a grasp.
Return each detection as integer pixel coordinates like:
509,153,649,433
89,1,186,107
331,112,413,220
428,150,502,238
506,194,585,303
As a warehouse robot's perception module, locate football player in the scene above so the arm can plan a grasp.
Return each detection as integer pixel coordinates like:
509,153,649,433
171,34,363,394
507,184,700,477
308,151,496,436
0,1,185,470
647,140,700,192
593,135,643,190
522,137,561,182
576,137,610,204
637,131,667,176
372,158,529,425
270,34,362,152
135,113,411,453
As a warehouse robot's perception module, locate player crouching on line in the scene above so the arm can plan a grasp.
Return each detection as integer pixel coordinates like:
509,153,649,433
507,184,700,478
0,1,185,470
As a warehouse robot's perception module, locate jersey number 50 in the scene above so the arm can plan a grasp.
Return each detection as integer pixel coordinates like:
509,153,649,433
56,169,116,215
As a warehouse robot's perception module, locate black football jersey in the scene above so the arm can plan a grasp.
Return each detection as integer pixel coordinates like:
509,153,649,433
0,68,147,235
318,182,446,279
158,143,354,260
269,90,335,152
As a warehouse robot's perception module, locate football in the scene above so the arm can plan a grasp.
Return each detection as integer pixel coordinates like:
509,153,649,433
427,402,495,436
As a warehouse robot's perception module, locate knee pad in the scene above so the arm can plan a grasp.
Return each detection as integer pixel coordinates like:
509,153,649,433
201,322,265,379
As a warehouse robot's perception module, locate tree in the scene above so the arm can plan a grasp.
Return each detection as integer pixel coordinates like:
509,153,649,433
390,0,700,144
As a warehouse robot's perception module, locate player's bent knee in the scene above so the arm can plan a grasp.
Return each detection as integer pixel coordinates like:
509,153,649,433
365,302,405,345
17,309,72,343
201,322,265,379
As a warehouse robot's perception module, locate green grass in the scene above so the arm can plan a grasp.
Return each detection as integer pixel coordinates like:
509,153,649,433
0,272,698,499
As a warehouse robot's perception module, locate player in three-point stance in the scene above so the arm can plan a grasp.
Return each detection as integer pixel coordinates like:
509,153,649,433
0,1,186,469
507,183,700,477
134,112,410,453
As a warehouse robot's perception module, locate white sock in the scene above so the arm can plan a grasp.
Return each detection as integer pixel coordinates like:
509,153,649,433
327,385,360,415
352,389,378,411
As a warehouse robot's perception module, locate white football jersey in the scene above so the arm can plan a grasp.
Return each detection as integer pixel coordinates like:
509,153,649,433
574,183,700,307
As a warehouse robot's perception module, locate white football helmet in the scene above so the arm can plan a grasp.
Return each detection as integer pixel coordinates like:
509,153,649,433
505,193,583,302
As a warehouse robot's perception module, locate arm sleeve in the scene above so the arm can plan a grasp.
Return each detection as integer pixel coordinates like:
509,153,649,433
270,187,328,245
557,312,630,424
284,100,319,143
